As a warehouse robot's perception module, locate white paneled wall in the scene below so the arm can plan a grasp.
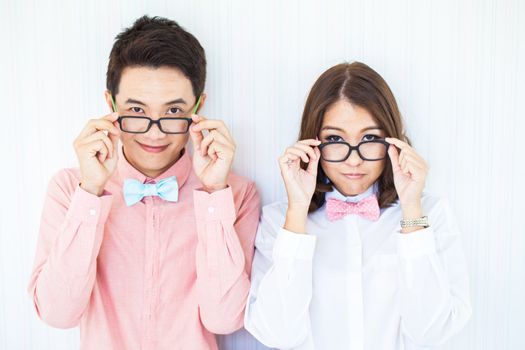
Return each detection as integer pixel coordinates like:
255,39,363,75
1,0,524,349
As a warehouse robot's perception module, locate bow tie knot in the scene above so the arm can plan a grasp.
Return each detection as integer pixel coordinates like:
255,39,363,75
123,176,179,206
326,194,380,221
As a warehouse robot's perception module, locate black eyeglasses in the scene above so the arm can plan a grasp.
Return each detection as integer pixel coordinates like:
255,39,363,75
117,116,192,134
318,140,389,162
112,95,203,134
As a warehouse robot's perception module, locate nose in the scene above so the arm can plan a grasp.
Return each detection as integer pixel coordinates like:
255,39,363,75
145,120,166,140
345,148,363,167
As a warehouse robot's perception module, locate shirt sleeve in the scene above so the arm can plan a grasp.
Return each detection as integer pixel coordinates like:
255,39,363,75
193,182,260,334
27,171,113,328
397,197,472,346
244,203,316,349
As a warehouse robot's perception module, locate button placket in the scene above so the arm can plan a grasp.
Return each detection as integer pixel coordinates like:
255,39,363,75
345,215,365,350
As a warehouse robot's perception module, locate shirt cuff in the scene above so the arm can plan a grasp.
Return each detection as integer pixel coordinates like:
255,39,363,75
193,186,236,221
397,227,437,258
273,228,316,260
65,185,113,225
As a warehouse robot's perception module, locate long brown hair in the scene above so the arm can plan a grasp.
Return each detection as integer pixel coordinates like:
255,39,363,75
299,62,410,212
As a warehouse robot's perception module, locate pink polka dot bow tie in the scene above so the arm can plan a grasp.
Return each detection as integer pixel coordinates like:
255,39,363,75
326,194,380,221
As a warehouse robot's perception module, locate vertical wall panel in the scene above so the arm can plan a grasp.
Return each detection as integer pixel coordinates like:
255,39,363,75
0,0,523,349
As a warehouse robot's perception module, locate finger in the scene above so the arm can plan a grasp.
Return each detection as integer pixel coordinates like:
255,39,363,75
385,137,411,150
207,140,234,161
400,152,426,171
285,147,310,163
401,162,411,176
192,118,233,142
297,139,322,147
408,162,427,181
78,114,120,139
209,129,233,148
306,147,321,174
396,145,426,165
79,131,114,158
108,131,120,159
279,152,300,163
82,139,109,163
200,132,234,158
189,115,205,152
104,111,119,123
387,144,401,172
200,132,215,157
292,142,318,161
385,137,428,166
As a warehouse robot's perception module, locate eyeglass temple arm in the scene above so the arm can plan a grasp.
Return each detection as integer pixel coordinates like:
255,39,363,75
110,94,118,113
192,95,203,115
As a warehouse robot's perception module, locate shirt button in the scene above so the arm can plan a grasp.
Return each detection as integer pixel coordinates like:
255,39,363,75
208,207,215,214
89,209,97,216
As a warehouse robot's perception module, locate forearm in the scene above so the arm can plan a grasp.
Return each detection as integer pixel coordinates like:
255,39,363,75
284,205,309,234
28,185,112,328
245,229,316,348
193,185,258,334
398,228,472,345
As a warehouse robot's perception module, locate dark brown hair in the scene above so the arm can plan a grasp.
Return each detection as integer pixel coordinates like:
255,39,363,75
106,15,206,98
299,62,410,212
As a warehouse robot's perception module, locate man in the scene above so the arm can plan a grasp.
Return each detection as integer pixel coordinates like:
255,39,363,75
28,15,260,350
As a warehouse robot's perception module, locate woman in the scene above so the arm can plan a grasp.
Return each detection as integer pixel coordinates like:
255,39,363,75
244,62,471,349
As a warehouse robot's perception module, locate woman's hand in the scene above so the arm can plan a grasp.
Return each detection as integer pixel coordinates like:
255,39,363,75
279,139,321,233
385,137,428,220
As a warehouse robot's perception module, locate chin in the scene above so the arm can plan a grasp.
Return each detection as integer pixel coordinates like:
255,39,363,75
334,178,373,196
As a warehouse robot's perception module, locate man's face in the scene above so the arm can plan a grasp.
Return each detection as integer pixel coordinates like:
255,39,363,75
106,66,200,179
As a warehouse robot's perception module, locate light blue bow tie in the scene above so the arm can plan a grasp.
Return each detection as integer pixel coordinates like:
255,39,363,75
123,176,179,206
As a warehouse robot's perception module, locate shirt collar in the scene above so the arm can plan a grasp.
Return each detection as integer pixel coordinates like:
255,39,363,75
325,182,379,203
116,143,192,187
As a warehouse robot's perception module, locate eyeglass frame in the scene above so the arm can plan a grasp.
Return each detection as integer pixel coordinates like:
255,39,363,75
110,94,203,134
318,139,390,162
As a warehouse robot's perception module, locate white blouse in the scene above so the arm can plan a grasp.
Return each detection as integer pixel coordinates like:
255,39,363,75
244,185,472,350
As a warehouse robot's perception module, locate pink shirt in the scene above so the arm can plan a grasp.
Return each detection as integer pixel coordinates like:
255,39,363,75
27,146,260,350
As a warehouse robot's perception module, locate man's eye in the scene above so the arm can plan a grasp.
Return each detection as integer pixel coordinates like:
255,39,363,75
325,135,343,142
362,134,381,141
167,107,182,114
130,107,144,113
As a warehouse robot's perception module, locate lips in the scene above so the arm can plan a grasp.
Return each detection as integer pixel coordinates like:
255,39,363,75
344,173,365,179
137,141,169,153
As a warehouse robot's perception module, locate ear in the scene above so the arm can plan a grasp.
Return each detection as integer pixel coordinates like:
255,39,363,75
195,93,207,114
104,90,116,112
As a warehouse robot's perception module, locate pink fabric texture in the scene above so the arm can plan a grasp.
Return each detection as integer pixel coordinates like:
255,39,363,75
27,147,260,350
326,194,380,221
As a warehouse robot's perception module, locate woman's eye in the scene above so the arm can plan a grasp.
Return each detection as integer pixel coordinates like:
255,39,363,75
167,107,182,114
325,135,343,142
130,107,144,113
362,134,380,141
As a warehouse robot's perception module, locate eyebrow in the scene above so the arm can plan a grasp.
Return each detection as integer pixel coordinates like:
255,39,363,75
320,125,383,133
124,98,187,106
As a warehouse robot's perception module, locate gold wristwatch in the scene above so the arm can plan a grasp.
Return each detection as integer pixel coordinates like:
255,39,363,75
400,216,429,228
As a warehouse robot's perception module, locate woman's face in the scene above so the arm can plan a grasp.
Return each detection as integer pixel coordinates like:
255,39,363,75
318,99,387,196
